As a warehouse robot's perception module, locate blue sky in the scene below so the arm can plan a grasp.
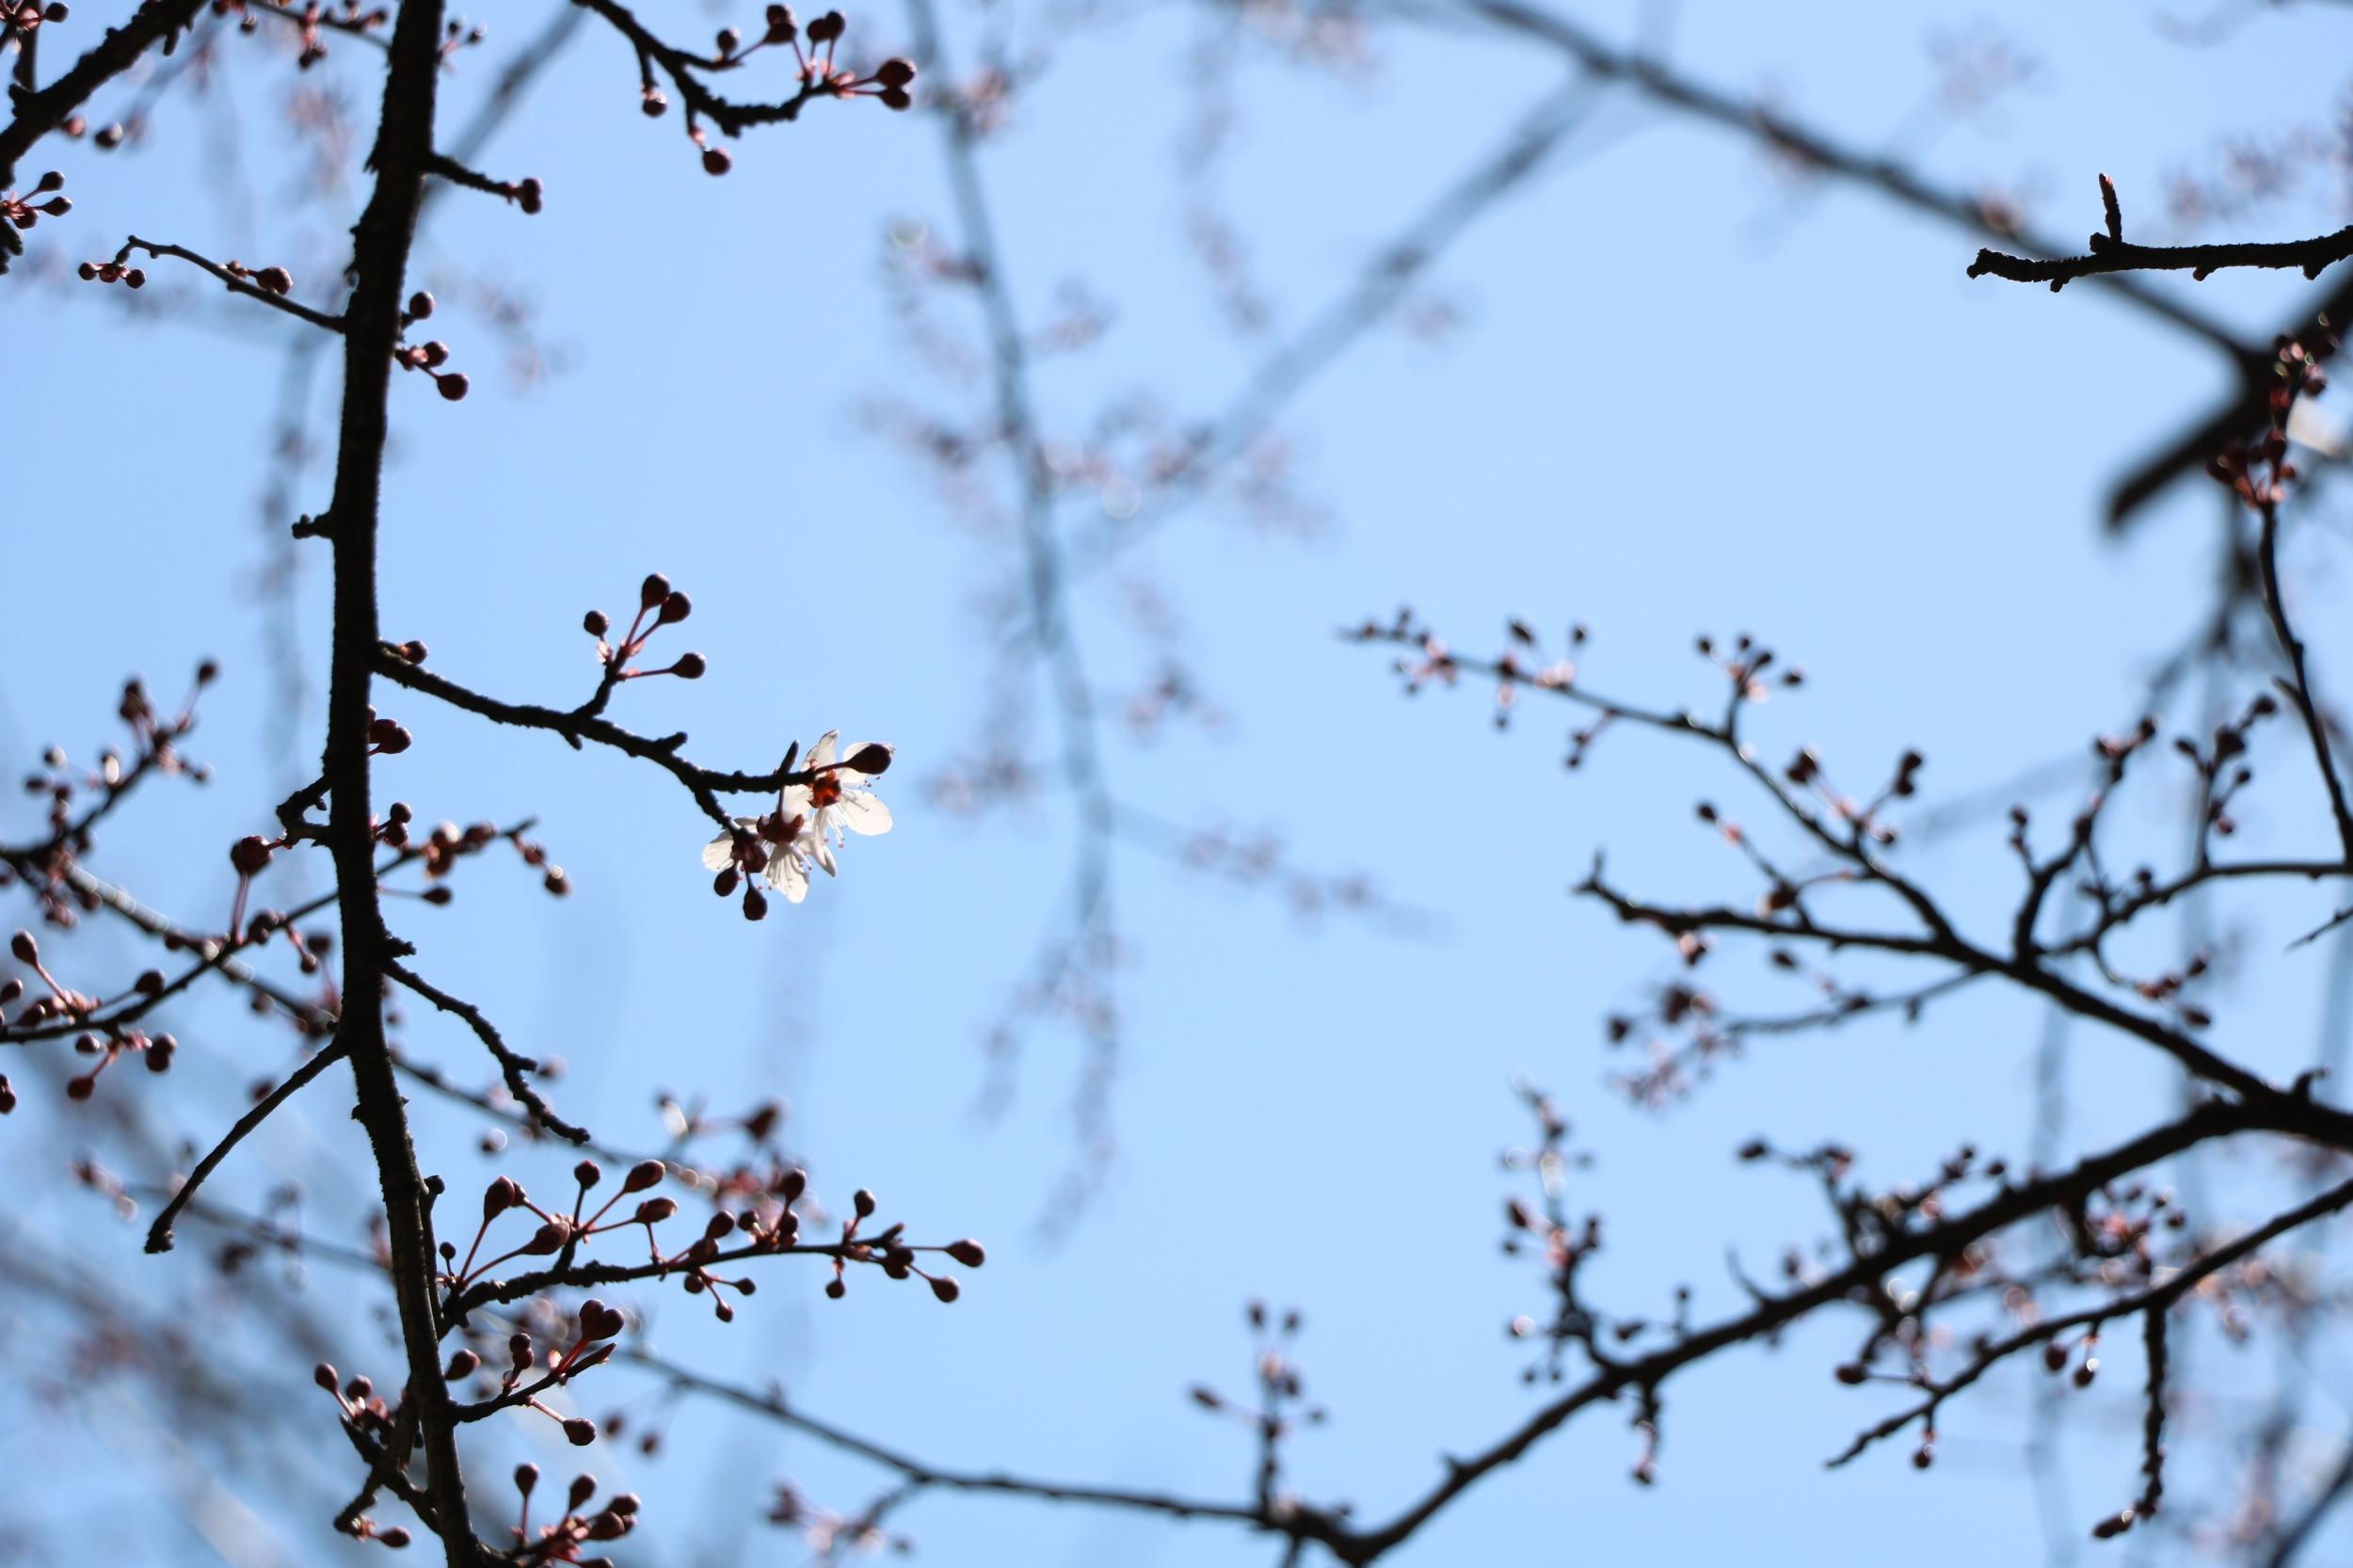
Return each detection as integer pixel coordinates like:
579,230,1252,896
6,1,2353,1564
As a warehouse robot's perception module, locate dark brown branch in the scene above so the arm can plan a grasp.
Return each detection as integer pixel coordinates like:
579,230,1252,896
626,1344,1277,1529
1823,1173,2353,1481
421,150,530,206
117,235,348,331
382,958,588,1144
144,1040,349,1253
577,0,826,136
1328,1104,2304,1563
137,1100,2317,1565
1970,224,2353,289
320,0,473,1556
372,647,813,829
448,1231,926,1319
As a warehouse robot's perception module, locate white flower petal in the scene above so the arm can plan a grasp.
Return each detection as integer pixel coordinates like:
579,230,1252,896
812,836,838,875
701,820,753,872
771,853,808,903
835,791,892,836
806,731,839,771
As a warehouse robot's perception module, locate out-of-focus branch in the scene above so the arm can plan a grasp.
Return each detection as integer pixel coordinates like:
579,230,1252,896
1421,0,2257,360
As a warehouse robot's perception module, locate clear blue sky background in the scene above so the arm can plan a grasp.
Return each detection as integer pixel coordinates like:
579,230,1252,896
6,2,2353,1564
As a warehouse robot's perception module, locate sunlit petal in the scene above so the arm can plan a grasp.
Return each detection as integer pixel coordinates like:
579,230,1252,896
835,792,892,836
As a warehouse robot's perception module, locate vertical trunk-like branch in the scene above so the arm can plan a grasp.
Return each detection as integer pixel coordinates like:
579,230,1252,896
321,0,470,1559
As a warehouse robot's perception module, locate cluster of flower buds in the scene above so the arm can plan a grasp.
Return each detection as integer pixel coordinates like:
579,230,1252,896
375,288,466,395
383,818,571,900
2172,691,2278,841
441,1159,977,1336
4,169,71,233
1773,738,1912,850
13,665,213,873
758,8,916,107
0,929,180,1102
492,1296,628,1445
3,1,68,42
648,8,917,175
1186,1301,1327,1501
393,331,469,401
1694,631,1803,707
2211,331,2339,510
163,254,297,296
205,0,403,68
1492,1084,1621,1384
584,573,704,683
511,1464,639,1566
309,1363,418,1547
